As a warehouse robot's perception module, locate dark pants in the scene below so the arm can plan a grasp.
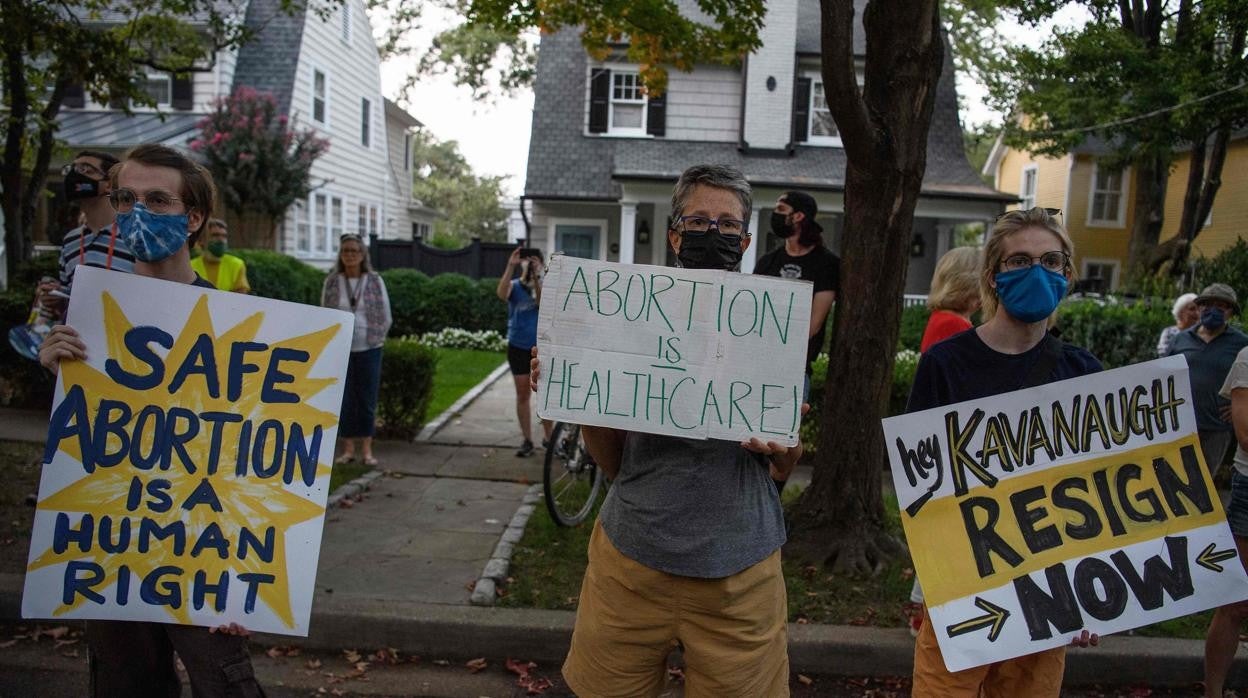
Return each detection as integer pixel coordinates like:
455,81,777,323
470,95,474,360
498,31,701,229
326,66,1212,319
86,620,263,697
341,346,383,438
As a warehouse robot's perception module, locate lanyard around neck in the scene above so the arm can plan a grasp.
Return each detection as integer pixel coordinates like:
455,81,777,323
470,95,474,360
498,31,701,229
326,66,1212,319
79,224,118,270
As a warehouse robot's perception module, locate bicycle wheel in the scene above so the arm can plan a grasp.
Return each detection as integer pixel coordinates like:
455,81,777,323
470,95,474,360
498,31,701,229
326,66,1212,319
543,422,605,527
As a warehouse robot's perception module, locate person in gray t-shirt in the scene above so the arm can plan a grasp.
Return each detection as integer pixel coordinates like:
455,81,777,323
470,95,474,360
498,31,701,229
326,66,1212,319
533,165,807,698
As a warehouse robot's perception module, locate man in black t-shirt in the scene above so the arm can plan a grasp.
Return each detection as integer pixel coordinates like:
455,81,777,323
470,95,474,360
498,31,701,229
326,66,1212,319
753,190,840,374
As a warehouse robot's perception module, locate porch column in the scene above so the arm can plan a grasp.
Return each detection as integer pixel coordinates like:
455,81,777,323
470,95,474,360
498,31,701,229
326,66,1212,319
619,200,638,264
935,221,954,259
742,206,762,273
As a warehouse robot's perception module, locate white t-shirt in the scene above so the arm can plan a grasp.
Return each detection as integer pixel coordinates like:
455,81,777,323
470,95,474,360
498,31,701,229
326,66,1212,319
1218,345,1248,476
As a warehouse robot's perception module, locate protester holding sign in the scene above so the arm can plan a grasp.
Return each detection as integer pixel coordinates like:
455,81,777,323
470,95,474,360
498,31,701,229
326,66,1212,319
532,165,807,697
1167,283,1248,476
907,207,1100,696
36,144,264,698
1204,344,1248,696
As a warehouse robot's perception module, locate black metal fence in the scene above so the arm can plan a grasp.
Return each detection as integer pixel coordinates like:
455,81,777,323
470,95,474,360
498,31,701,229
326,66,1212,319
368,236,515,280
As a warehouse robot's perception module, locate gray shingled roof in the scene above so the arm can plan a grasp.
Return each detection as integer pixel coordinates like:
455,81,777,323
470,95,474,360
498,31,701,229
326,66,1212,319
525,15,1007,202
231,0,307,114
56,111,203,148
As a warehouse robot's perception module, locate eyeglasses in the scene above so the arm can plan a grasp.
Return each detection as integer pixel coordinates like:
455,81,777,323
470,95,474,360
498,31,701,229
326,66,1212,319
996,207,1063,222
62,161,107,180
675,215,747,236
108,188,183,214
1000,250,1070,273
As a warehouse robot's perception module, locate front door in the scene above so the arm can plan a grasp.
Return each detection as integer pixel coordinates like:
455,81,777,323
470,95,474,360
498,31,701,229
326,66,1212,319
556,225,600,259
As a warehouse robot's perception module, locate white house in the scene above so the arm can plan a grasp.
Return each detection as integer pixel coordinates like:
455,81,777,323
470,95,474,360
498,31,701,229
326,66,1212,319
383,99,439,240
523,0,1013,292
51,0,414,269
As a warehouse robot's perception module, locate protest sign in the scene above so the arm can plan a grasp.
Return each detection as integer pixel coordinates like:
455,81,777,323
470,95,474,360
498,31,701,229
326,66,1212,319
23,266,353,636
883,355,1248,671
535,256,811,444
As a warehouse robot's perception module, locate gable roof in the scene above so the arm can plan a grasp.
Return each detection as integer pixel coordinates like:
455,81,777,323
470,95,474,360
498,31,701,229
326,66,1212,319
57,111,203,149
231,0,308,114
525,20,1008,202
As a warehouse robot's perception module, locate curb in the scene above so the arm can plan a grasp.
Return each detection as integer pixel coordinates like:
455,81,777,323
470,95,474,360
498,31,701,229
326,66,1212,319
415,362,509,443
0,573,1245,687
325,469,384,509
469,483,543,606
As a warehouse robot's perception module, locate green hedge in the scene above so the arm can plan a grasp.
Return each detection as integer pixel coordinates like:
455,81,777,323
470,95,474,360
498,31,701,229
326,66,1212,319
382,270,507,337
232,249,325,305
897,304,932,353
376,338,438,439
0,253,61,408
1055,298,1174,369
803,350,920,454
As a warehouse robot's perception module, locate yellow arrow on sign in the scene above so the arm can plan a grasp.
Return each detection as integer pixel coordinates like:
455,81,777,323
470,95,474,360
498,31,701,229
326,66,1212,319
945,597,1011,643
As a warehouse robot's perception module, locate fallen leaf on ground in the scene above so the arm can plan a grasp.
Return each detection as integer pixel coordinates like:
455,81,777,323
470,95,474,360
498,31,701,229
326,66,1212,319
466,657,488,673
53,639,78,649
42,626,70,640
0,640,16,649
306,659,323,670
797,674,814,686
339,499,354,508
506,658,536,677
343,649,362,663
331,689,346,697
353,661,369,672
433,659,450,666
265,646,285,658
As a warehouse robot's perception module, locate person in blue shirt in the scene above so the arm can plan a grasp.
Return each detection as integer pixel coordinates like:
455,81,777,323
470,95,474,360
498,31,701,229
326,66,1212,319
496,247,552,457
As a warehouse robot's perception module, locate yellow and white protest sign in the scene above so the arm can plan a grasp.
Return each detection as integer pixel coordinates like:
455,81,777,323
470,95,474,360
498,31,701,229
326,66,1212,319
884,356,1248,671
536,256,811,444
23,266,353,636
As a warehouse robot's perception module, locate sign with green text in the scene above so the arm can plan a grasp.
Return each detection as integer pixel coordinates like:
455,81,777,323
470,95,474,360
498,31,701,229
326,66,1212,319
536,256,812,445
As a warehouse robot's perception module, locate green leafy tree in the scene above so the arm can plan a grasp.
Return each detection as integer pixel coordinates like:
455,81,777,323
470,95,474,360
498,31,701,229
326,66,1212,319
409,130,507,243
984,0,1248,280
190,87,330,249
0,0,294,278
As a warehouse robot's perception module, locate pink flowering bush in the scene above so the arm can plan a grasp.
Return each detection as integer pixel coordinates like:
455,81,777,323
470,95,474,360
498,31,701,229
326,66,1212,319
192,87,329,239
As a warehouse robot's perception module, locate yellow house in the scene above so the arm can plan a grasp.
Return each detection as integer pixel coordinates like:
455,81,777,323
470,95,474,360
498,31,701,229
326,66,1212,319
983,133,1248,291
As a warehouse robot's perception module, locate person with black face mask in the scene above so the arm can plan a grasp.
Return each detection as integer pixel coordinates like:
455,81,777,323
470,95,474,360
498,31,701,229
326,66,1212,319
53,151,136,304
753,191,839,384
1168,283,1248,476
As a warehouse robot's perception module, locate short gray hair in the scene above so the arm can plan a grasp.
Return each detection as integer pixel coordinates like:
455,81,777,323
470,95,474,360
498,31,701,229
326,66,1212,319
670,164,752,235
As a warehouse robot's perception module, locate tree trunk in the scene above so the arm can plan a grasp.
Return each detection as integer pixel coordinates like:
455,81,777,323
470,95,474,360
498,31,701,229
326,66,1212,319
1124,151,1167,281
786,0,943,574
2,33,29,279
226,209,279,250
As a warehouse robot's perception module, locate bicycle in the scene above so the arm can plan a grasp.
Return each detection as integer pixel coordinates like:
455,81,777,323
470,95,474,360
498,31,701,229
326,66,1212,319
543,421,606,527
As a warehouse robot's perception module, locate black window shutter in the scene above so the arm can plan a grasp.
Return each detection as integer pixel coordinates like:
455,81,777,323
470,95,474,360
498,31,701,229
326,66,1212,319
64,83,85,108
171,74,193,110
792,77,811,143
588,68,610,133
646,92,666,137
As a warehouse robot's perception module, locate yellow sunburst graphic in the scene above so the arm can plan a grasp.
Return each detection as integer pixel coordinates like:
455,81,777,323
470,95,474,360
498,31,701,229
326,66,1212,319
27,292,340,630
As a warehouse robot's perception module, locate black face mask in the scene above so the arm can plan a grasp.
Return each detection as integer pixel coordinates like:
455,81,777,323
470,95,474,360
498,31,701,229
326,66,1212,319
677,230,744,271
63,170,103,202
770,211,796,238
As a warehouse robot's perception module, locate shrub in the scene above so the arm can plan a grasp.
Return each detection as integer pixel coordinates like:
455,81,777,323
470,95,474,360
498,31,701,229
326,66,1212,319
376,338,437,439
417,328,507,352
1193,238,1248,303
381,268,430,337
476,278,508,334
233,249,325,305
803,350,919,454
898,304,932,353
0,253,62,409
1056,297,1173,369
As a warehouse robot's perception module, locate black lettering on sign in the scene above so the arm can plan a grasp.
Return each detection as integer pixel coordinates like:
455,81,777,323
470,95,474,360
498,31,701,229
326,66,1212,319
959,497,1024,577
1014,562,1084,641
1010,485,1062,555
1155,444,1213,516
1110,536,1193,610
1073,558,1128,621
898,434,943,517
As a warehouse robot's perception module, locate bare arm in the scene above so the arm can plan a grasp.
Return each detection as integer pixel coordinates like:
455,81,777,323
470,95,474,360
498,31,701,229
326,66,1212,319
497,248,522,301
809,290,835,338
581,425,625,480
1232,387,1248,453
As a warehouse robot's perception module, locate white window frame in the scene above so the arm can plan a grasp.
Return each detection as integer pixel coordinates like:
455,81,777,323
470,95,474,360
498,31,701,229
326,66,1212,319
1081,257,1120,291
330,196,345,251
806,74,843,147
546,217,608,262
340,2,352,44
357,201,380,240
292,200,310,253
360,97,372,148
607,70,647,136
311,66,329,127
1086,162,1129,228
403,133,412,172
1019,164,1038,210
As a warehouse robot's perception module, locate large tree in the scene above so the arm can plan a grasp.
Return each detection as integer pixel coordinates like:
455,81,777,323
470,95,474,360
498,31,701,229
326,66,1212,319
0,0,292,278
984,0,1248,280
408,130,508,244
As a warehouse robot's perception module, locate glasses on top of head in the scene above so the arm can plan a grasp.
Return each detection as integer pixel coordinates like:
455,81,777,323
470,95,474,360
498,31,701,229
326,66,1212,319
676,215,747,237
1000,250,1070,273
62,161,107,180
107,188,183,214
996,207,1062,222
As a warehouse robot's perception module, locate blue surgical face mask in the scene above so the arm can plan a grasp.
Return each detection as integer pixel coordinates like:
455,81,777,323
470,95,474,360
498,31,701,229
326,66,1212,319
993,265,1068,323
1201,307,1227,331
115,203,189,263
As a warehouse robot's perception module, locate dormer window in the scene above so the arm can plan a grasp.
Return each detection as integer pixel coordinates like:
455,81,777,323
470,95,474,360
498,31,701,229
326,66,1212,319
140,71,172,107
792,73,848,147
587,67,666,137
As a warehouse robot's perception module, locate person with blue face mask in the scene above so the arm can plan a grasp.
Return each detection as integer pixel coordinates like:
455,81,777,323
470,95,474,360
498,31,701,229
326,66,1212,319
1167,283,1248,478
907,207,1102,697
36,144,265,698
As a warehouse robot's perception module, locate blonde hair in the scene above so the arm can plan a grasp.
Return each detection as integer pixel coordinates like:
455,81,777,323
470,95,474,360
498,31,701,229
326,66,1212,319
979,207,1076,319
927,246,982,313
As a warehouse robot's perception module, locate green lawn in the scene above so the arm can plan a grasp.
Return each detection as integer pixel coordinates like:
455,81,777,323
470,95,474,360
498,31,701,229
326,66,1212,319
426,348,506,421
328,459,369,494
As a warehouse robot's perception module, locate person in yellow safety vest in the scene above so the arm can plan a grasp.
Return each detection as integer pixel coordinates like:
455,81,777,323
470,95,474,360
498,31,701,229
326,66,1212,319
191,218,250,293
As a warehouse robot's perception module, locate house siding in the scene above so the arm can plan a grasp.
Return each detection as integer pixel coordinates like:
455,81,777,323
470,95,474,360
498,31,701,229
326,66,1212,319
281,0,389,264
742,0,797,149
383,113,413,240
663,65,741,142
1161,139,1248,260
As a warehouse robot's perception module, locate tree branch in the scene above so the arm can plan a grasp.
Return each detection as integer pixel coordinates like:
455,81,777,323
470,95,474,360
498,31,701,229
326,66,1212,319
819,0,873,163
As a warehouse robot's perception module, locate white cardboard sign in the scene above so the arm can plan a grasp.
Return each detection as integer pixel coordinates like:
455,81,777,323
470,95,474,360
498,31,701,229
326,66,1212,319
535,256,812,444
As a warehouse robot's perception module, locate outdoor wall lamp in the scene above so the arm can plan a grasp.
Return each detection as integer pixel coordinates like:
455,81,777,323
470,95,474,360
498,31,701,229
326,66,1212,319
637,220,651,245
910,232,926,258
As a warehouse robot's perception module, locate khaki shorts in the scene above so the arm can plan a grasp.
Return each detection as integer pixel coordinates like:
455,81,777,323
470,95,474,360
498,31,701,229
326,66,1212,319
562,520,789,698
912,608,1066,697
